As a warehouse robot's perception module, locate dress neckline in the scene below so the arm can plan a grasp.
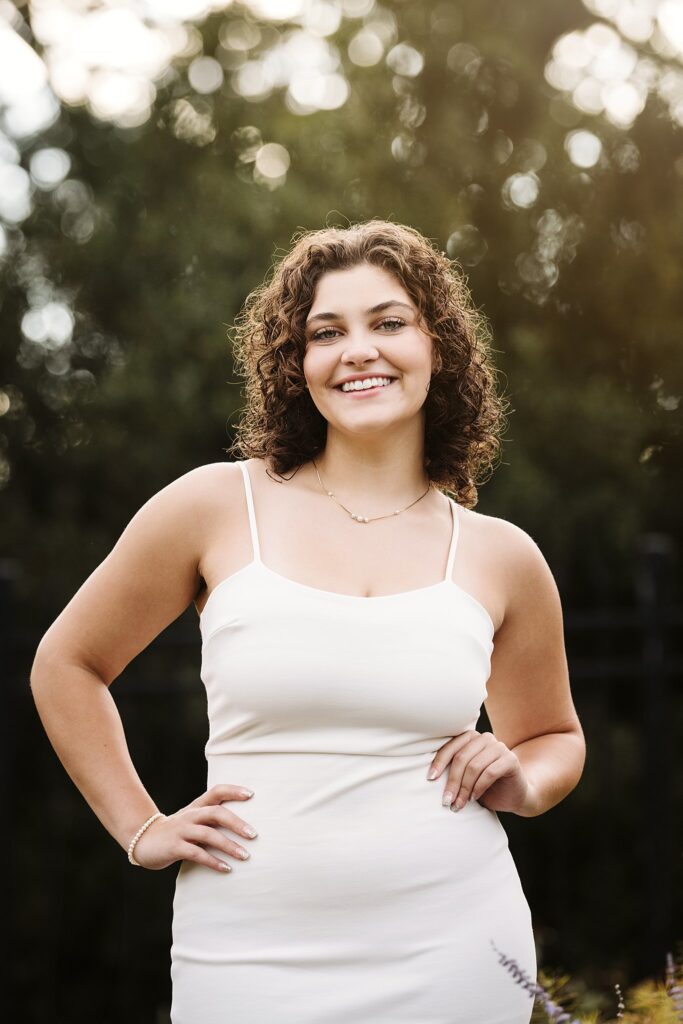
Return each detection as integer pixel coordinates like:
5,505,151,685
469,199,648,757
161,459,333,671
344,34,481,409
198,460,495,634
199,559,495,634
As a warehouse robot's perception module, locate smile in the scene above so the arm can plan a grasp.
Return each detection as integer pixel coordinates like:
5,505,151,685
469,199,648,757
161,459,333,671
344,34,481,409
335,377,397,396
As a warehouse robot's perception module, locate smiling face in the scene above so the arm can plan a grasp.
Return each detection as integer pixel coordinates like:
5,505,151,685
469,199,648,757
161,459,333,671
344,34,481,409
302,262,435,437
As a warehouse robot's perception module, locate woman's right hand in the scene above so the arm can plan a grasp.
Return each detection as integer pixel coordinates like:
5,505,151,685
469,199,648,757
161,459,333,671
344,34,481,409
130,785,258,873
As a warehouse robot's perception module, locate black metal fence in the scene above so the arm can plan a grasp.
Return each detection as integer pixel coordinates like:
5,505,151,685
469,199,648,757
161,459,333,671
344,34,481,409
4,536,682,1022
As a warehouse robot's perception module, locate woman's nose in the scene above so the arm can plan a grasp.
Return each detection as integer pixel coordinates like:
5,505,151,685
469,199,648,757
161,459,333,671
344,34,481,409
342,335,380,357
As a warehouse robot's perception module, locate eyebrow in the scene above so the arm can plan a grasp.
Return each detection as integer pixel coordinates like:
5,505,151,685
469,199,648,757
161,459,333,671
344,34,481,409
305,300,415,329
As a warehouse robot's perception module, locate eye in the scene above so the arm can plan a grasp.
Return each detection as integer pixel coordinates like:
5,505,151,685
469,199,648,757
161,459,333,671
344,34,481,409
310,317,407,342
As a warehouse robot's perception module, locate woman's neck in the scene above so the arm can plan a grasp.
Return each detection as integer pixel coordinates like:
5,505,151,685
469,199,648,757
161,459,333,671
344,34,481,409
305,446,431,511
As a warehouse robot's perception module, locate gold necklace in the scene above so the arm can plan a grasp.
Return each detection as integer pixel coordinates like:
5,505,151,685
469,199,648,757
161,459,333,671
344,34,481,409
312,458,433,524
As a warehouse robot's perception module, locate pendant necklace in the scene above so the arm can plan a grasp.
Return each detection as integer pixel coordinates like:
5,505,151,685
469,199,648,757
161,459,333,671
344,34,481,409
312,458,432,524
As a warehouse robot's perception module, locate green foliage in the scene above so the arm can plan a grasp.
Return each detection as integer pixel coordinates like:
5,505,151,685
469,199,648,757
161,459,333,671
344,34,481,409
1,0,681,615
533,958,683,1023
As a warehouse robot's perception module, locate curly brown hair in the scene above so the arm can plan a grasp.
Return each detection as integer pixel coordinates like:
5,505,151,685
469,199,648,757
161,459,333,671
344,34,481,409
226,218,509,508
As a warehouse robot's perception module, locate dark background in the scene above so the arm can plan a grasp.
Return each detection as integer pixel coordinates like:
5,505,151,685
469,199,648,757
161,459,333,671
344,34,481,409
2,1,682,1020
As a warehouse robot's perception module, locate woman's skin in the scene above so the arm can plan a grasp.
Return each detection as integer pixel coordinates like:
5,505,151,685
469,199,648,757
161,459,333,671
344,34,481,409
29,261,585,876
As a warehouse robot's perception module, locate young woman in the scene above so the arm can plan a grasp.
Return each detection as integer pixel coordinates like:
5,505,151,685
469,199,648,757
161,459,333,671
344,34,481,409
30,219,585,1023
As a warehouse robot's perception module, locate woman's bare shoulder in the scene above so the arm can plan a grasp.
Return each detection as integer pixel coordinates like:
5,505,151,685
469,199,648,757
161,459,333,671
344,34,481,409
176,457,278,537
31,460,250,685
174,459,248,514
177,459,242,490
459,504,539,551
461,505,559,616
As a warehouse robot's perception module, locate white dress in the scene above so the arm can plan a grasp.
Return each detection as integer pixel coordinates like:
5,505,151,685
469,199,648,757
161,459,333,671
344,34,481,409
170,459,537,1023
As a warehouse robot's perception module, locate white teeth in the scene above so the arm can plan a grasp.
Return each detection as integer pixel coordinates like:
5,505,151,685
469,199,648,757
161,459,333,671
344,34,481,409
340,376,393,392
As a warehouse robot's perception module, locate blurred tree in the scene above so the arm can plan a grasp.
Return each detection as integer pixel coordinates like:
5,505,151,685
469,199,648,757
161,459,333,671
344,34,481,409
1,0,681,615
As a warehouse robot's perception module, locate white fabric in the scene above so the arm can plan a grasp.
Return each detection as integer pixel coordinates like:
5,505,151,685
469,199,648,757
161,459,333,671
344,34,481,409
170,459,537,1023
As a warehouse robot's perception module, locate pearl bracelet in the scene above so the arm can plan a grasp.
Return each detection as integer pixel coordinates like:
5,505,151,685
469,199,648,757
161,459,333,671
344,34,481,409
127,811,164,866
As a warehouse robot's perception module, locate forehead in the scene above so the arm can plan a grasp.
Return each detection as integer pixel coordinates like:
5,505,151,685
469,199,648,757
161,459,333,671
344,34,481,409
306,264,416,317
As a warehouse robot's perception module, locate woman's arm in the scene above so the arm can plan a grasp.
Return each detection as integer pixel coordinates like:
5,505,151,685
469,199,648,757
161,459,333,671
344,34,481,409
483,519,586,817
31,660,165,851
29,463,232,852
429,517,585,817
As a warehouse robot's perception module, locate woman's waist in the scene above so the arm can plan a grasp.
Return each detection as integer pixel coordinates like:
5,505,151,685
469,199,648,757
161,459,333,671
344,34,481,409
205,750,509,844
207,748,441,807
175,753,518,922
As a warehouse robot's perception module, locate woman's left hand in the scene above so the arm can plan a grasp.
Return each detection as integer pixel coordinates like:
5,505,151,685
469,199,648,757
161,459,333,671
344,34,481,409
427,729,535,814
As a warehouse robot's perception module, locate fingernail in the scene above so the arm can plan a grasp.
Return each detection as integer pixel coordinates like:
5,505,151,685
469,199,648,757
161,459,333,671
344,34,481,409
427,767,439,780
453,797,465,811
241,789,254,797
442,791,453,807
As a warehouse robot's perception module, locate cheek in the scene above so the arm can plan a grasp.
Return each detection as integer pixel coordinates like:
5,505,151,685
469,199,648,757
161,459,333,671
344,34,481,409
394,332,432,369
303,348,331,386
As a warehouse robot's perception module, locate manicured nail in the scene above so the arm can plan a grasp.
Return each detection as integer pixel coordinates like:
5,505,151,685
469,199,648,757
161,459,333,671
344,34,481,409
427,767,439,780
241,789,254,797
442,790,453,807
454,796,465,811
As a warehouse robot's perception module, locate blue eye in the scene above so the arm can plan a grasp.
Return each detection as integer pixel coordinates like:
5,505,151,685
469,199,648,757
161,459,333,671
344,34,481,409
311,317,406,342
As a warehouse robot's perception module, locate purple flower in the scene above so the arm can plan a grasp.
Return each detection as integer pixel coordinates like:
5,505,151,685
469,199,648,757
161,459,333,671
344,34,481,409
493,944,683,1023
491,940,581,1023
665,951,683,1022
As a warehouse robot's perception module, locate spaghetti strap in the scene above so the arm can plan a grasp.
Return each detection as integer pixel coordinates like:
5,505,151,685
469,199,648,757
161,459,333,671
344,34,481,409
238,460,261,562
444,495,460,582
